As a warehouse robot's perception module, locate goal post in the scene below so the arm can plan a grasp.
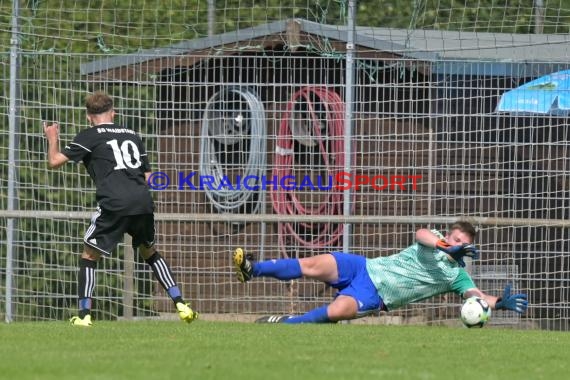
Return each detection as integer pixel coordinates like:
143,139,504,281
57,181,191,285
2,1,570,330
1,210,569,329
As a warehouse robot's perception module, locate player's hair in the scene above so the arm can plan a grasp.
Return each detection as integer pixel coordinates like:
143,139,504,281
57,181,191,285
450,220,477,240
85,91,113,115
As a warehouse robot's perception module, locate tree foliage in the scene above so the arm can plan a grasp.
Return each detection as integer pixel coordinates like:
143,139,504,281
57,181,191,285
5,1,570,56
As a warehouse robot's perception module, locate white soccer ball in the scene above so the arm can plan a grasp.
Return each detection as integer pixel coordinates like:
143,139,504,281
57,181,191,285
460,296,491,328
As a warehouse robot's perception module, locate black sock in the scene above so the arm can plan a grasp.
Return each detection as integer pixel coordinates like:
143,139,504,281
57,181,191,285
145,252,183,304
78,258,97,317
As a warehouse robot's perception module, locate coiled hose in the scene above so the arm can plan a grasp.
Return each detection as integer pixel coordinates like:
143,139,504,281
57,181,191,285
200,87,267,216
272,86,351,256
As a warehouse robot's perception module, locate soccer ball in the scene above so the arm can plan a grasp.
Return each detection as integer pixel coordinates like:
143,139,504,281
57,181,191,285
460,296,491,328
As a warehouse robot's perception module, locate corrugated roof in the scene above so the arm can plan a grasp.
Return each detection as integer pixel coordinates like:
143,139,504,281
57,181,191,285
81,18,570,78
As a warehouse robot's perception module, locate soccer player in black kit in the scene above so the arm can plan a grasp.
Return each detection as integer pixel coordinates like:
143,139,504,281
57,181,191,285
44,91,198,326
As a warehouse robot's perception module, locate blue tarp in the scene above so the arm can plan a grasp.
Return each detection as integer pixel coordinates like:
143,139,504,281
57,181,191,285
496,69,570,115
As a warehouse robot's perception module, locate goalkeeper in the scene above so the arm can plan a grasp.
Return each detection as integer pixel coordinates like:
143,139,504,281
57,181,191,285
44,91,198,327
233,220,528,323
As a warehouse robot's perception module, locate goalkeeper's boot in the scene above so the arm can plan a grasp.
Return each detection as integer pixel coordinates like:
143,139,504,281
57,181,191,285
176,302,198,323
233,248,253,283
255,315,291,323
69,314,92,327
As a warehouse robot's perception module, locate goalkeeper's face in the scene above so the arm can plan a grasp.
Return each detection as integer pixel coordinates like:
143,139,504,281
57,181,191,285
445,229,473,247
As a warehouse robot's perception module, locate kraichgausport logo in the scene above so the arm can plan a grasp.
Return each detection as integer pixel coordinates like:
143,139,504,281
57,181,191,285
147,171,421,192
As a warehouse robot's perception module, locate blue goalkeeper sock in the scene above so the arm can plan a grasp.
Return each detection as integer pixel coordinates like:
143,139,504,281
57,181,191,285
253,258,302,280
283,305,332,324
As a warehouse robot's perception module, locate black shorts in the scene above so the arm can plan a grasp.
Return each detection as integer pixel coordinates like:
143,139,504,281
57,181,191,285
83,206,155,255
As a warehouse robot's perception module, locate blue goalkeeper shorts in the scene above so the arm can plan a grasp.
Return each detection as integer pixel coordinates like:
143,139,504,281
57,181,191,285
328,252,384,317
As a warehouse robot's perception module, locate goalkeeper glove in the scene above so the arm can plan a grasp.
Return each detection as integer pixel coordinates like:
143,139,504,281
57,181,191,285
495,283,528,314
435,240,480,268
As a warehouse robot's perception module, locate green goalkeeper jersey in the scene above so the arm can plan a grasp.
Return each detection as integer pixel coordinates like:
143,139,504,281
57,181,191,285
365,229,476,310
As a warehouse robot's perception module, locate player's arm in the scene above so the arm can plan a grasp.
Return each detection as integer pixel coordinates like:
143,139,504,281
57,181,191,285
463,288,499,309
415,228,441,246
415,228,475,252
416,228,479,267
464,285,528,313
43,122,70,169
139,136,152,184
416,227,475,254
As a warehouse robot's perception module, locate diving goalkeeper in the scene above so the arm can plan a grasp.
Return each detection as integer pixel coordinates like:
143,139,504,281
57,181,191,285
233,220,528,323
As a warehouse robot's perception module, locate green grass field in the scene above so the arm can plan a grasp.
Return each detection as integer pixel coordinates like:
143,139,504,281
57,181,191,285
0,320,568,380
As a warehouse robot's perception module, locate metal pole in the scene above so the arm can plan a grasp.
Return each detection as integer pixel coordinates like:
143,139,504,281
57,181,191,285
342,0,356,252
123,235,134,320
207,0,215,36
427,83,434,221
534,0,545,34
3,210,570,228
6,0,21,323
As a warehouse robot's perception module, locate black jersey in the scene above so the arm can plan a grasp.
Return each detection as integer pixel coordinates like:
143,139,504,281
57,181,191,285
63,123,154,215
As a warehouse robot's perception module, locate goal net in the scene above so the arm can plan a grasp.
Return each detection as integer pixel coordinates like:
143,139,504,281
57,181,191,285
1,0,569,330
